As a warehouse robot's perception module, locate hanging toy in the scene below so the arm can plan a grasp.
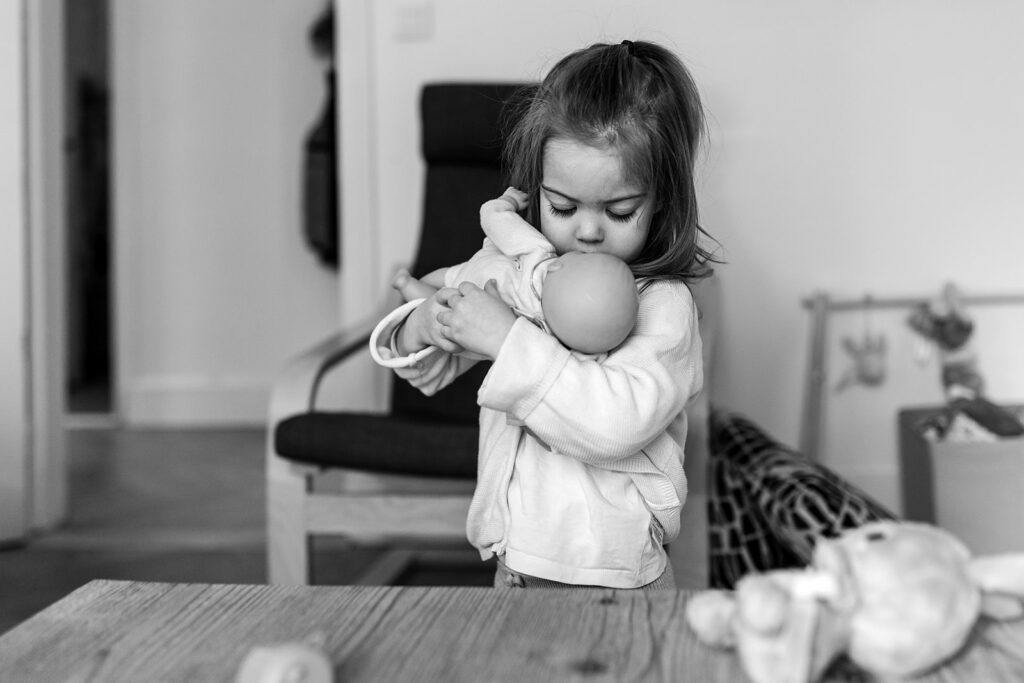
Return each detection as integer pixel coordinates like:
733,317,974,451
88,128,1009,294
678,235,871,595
834,296,887,393
906,282,980,399
906,282,1024,439
833,334,887,393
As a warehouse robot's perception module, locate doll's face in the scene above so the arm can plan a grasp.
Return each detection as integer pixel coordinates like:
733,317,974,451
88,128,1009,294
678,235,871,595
538,137,652,263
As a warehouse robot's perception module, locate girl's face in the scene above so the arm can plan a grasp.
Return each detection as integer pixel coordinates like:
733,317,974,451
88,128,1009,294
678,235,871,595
538,137,653,263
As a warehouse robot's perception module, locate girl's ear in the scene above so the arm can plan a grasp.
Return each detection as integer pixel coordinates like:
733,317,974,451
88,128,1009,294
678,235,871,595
969,554,1024,621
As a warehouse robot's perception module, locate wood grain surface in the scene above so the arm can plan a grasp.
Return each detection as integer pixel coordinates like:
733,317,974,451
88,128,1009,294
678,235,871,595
1,580,1022,682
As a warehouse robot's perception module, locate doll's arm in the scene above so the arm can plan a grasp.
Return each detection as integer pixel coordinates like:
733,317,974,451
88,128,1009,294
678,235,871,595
480,187,551,256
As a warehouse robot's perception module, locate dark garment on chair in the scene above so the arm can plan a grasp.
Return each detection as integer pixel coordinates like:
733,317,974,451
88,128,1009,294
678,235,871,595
706,410,898,589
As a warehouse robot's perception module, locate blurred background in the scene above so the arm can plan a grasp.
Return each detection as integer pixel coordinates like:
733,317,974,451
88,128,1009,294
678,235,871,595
3,0,1024,631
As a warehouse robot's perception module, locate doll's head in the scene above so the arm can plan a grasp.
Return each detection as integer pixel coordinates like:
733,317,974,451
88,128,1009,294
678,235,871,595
541,252,638,354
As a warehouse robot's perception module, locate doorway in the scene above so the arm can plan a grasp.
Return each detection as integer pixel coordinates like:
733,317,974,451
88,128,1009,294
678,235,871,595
64,0,112,417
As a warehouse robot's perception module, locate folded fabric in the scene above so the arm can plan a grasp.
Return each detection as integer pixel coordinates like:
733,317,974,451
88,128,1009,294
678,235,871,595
707,410,897,589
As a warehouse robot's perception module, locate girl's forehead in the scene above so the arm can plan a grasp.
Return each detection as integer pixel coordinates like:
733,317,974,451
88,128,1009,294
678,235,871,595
542,138,643,197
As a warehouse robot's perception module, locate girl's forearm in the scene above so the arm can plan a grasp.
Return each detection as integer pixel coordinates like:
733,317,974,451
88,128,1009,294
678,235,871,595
395,312,425,356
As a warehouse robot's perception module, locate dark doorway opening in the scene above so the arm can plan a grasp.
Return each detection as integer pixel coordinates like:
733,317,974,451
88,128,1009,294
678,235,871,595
64,0,112,416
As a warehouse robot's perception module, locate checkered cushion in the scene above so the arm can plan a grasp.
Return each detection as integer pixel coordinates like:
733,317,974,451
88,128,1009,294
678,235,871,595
707,410,897,589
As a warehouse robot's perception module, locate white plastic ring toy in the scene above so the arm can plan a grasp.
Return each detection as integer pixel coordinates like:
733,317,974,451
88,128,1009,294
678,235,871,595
368,298,439,368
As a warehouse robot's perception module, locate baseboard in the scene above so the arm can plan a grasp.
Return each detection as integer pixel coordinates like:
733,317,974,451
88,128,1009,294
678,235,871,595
121,375,269,427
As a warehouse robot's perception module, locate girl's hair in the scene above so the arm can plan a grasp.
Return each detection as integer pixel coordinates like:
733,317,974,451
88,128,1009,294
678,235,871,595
503,40,718,285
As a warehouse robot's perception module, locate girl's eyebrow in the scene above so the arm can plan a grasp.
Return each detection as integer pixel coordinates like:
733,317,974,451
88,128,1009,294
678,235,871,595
540,184,645,204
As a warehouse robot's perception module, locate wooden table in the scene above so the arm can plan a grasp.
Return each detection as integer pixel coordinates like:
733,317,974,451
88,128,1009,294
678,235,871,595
1,580,1022,682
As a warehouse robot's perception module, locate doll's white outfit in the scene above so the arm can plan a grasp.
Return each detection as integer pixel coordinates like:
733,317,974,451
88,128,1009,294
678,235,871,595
370,273,703,588
368,198,564,371
442,196,558,333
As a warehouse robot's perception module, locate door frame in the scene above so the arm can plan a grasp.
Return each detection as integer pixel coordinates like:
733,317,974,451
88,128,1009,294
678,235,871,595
24,0,69,532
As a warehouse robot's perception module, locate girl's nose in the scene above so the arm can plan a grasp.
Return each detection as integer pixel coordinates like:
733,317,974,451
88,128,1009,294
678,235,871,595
575,215,603,243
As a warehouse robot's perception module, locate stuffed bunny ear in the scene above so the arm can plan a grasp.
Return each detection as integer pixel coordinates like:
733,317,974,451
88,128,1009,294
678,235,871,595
969,554,1024,620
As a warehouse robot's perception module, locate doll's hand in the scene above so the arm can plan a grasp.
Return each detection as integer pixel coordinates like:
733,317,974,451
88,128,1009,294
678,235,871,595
499,187,529,212
435,280,515,360
481,187,529,221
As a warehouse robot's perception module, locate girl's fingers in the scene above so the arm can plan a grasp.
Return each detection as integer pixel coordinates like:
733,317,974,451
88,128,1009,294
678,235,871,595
435,287,461,307
458,281,475,296
436,331,463,354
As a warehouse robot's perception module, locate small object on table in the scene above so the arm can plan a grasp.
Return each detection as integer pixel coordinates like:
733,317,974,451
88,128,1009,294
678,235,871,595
686,521,1024,683
235,640,333,683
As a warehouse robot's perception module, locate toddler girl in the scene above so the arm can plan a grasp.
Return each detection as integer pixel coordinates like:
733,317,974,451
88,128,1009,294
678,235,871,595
372,39,715,589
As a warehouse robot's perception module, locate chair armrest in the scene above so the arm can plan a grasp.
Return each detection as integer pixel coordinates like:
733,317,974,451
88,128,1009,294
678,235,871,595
269,300,395,424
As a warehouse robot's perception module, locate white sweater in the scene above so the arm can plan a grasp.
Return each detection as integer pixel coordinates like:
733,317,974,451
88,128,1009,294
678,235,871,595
371,279,702,588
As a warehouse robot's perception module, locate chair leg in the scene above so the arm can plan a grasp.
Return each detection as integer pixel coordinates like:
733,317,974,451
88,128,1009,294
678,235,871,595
266,452,312,585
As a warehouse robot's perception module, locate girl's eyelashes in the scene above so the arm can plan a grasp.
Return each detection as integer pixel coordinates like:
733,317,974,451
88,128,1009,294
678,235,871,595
546,204,637,223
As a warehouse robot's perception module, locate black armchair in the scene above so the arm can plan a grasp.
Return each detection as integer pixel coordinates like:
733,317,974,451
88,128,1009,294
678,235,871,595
266,83,528,584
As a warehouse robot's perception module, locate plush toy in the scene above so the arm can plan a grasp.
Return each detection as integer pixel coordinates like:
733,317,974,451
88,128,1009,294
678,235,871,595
686,521,1024,683
541,251,639,354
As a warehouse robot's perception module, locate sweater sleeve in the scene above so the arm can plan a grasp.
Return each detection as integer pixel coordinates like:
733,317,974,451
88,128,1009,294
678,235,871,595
478,280,703,465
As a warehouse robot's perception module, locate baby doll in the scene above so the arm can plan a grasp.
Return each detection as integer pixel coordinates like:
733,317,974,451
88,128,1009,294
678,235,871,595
686,521,1024,683
391,187,639,358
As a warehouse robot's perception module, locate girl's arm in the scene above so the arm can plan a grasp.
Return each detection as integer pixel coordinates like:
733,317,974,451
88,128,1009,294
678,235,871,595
477,280,703,463
370,288,481,395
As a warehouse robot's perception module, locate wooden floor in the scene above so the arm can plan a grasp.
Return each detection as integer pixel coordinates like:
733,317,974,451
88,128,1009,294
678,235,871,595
0,427,495,636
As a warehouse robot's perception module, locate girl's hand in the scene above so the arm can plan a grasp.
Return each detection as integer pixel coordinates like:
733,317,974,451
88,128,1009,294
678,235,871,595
397,291,465,356
436,280,515,360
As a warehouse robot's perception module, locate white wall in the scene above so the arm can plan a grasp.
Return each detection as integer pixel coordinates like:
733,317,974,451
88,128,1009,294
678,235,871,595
112,0,340,425
338,0,1024,506
103,0,1024,503
0,0,29,540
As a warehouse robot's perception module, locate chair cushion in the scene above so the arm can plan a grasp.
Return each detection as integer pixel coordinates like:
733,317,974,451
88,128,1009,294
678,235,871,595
707,410,897,588
275,412,478,479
